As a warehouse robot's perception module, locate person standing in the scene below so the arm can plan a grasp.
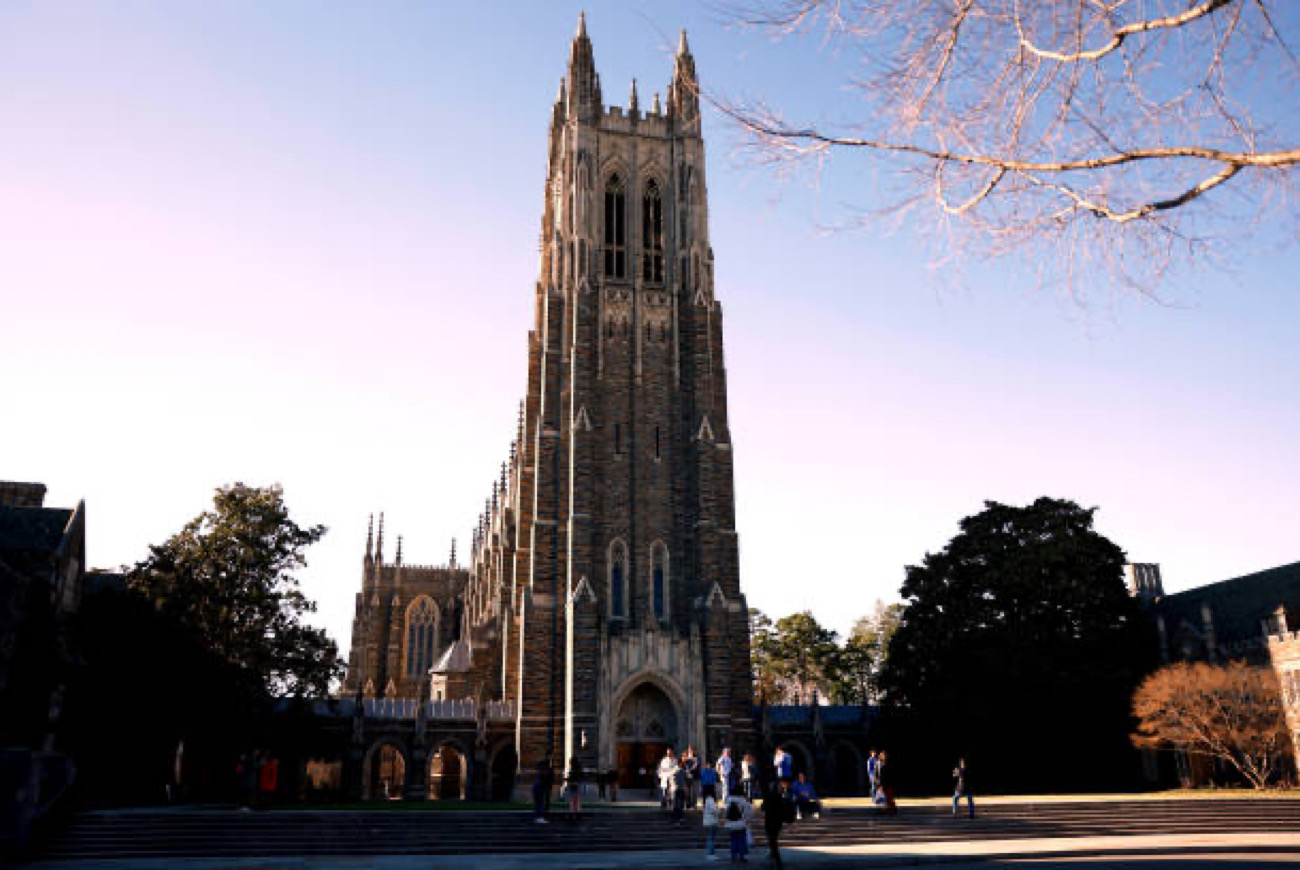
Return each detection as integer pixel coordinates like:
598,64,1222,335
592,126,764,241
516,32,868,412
953,758,974,819
532,757,553,824
658,748,678,810
724,790,751,863
682,745,701,808
877,751,897,815
671,763,688,826
761,780,790,869
716,748,734,801
866,749,879,798
740,753,757,800
700,759,719,801
702,789,721,861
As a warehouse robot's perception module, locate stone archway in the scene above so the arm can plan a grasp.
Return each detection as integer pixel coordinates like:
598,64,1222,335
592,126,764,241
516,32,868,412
429,742,468,801
830,741,866,795
613,680,680,789
362,740,408,801
488,743,518,802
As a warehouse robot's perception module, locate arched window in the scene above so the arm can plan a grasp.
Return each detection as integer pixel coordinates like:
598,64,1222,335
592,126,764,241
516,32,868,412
604,175,626,278
650,541,669,621
405,596,438,678
609,539,628,618
642,180,664,283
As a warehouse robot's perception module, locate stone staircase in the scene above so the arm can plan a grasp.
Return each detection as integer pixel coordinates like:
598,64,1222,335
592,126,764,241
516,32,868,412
38,798,1300,862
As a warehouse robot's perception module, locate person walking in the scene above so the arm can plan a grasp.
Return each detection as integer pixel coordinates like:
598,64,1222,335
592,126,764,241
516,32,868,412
877,751,897,815
761,780,790,869
532,757,553,824
953,757,974,819
702,789,722,861
724,790,752,863
717,748,734,801
564,761,583,821
866,749,879,798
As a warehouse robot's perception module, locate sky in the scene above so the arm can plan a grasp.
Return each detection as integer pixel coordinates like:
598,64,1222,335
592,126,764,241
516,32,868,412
2,1,1297,652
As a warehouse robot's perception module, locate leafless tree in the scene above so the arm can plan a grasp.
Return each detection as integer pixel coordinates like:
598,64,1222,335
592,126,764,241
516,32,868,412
716,0,1299,298
1132,660,1293,789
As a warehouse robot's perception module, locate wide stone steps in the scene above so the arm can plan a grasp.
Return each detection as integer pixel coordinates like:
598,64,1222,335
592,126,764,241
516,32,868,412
40,799,1300,861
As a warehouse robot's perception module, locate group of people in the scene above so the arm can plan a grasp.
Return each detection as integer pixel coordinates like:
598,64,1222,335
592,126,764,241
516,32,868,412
647,744,821,865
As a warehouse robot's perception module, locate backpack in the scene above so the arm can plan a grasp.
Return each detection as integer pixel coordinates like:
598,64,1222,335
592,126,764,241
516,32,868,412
726,799,742,822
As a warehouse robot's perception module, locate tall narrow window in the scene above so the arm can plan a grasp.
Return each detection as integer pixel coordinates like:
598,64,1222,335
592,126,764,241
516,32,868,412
604,175,626,278
642,180,664,283
614,423,622,455
654,426,661,460
650,542,668,621
405,597,438,678
610,539,628,618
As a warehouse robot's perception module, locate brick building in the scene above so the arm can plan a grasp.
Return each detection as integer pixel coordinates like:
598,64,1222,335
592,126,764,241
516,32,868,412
340,16,755,799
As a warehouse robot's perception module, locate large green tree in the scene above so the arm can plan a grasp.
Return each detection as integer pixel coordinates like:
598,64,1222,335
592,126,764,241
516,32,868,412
749,608,841,704
128,483,341,697
831,601,903,706
880,497,1156,792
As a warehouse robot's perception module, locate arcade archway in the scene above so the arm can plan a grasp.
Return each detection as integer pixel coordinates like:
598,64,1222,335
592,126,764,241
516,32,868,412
429,743,467,801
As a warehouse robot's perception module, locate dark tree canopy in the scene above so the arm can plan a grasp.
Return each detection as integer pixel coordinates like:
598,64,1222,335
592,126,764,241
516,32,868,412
128,483,341,698
881,497,1156,792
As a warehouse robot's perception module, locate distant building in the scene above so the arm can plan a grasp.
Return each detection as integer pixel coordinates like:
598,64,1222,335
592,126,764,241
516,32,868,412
0,481,85,747
1130,561,1300,665
1130,560,1300,785
0,481,84,855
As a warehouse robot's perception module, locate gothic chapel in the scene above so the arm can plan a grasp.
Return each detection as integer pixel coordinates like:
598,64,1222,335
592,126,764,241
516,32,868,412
343,15,753,793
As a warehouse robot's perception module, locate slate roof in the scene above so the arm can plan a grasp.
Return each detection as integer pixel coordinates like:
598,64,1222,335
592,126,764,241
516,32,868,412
1157,561,1300,642
0,505,73,554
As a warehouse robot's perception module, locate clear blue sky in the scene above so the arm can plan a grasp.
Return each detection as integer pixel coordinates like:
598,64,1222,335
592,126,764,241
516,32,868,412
2,1,1296,650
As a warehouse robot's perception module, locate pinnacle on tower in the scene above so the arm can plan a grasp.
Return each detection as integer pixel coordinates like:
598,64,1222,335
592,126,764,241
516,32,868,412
364,513,374,564
678,28,689,56
375,512,385,565
565,11,601,120
450,537,457,568
396,534,404,566
629,78,639,114
670,27,699,122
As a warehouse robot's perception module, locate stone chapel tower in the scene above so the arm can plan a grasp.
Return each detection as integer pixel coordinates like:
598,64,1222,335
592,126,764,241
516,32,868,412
490,16,753,782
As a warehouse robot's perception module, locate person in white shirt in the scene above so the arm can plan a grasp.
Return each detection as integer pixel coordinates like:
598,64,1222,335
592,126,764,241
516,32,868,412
716,747,734,801
702,792,721,860
657,747,678,809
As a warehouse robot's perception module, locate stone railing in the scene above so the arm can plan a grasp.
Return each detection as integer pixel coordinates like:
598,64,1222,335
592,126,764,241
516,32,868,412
360,698,516,721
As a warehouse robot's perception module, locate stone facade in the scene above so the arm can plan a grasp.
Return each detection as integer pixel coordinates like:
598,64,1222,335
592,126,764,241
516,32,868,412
1267,622,1300,779
341,16,754,795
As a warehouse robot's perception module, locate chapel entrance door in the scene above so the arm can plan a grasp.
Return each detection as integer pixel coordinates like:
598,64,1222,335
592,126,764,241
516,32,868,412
613,682,678,788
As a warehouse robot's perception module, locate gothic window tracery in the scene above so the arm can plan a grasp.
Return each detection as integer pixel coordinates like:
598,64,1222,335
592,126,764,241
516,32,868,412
642,179,664,283
604,174,626,279
404,596,438,678
609,538,628,618
650,540,669,621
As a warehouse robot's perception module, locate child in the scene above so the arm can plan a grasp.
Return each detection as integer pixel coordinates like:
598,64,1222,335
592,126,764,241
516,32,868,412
724,791,751,863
